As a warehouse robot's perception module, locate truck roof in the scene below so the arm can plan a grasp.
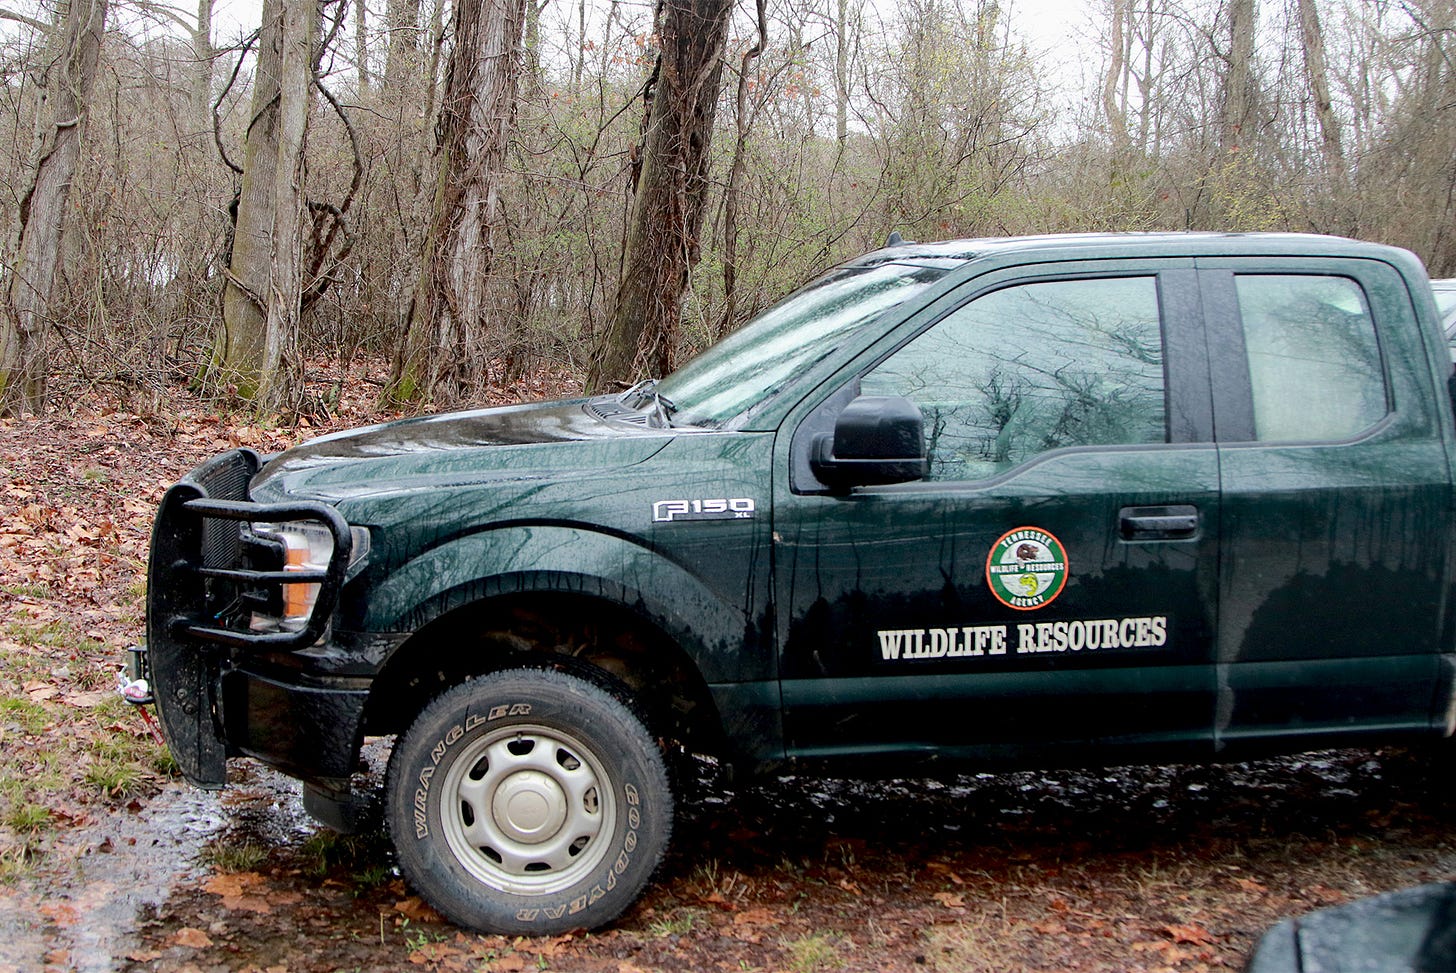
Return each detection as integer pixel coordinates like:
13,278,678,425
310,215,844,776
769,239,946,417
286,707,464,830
850,231,1415,269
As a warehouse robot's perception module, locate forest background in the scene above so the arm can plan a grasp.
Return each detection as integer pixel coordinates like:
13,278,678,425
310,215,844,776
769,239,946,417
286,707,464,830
0,0,1450,418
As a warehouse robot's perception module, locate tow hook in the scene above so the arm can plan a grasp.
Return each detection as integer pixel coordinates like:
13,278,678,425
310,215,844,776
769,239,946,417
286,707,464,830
117,644,164,745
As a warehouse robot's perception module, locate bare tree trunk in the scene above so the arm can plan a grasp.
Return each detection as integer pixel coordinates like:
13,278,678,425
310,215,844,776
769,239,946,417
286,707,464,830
835,0,850,142
192,0,215,137
1103,0,1129,154
263,0,313,393
354,0,371,95
214,0,318,408
572,0,586,89
391,0,529,406
523,0,542,94
0,0,109,414
1296,0,1344,182
1221,0,1257,152
586,0,732,392
418,0,449,169
383,0,423,88
720,0,766,338
1136,0,1157,152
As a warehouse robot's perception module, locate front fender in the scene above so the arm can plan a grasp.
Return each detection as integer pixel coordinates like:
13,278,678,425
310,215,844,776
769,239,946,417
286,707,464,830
361,524,770,684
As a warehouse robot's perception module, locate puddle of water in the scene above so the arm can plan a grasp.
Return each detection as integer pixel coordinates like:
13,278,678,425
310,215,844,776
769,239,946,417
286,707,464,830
0,782,225,973
0,740,392,973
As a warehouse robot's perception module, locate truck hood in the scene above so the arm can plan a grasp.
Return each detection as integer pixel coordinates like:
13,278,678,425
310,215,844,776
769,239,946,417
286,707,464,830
248,397,672,502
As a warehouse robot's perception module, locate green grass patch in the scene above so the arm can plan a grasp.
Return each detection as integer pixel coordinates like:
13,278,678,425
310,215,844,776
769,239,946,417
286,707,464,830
0,582,52,599
299,830,393,893
3,614,105,654
647,908,701,937
0,751,66,869
0,757,66,803
0,637,169,878
4,802,50,833
350,861,394,891
0,697,52,734
200,837,268,873
301,830,363,878
79,705,164,796
0,839,39,883
83,754,145,795
150,747,178,775
782,933,845,972
0,639,54,685
0,685,167,871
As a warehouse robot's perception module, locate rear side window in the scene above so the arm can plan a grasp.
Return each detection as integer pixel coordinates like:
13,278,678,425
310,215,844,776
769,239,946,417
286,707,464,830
1234,275,1386,442
860,277,1167,481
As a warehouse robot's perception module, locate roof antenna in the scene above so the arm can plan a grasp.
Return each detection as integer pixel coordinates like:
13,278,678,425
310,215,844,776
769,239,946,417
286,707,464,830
886,231,905,247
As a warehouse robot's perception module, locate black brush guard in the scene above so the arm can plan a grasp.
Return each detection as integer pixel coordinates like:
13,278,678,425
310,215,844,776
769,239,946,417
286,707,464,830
143,448,352,788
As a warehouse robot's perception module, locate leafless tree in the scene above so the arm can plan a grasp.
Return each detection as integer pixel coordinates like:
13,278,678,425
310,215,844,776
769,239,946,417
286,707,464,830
391,0,530,406
211,0,318,408
2,0,1455,415
586,0,734,392
0,0,109,414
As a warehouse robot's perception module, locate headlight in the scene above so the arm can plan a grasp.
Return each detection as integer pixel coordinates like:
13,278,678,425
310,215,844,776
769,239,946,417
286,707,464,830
250,521,371,632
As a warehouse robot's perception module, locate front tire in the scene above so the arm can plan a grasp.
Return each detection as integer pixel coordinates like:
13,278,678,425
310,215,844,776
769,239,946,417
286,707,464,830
385,668,672,935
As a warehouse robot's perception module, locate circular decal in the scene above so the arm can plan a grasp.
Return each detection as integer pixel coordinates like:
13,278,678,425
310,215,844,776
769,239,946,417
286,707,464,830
985,527,1069,611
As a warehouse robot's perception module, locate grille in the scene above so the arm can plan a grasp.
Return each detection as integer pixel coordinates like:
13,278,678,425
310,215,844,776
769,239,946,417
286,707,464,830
188,451,254,569
193,450,252,500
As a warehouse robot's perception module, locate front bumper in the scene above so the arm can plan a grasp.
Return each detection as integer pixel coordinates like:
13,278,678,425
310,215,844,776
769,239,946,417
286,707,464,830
144,448,361,788
219,666,369,780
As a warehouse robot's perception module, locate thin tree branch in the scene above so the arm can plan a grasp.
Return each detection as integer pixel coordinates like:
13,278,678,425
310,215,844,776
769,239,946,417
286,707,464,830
0,7,49,32
213,29,258,174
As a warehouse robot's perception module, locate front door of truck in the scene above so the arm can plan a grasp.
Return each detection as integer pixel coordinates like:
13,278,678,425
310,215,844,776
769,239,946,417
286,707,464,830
1201,258,1452,748
774,262,1223,764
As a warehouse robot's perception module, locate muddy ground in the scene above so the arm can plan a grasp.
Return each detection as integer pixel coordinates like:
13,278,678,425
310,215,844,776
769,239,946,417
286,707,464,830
3,382,1456,973
10,746,1456,973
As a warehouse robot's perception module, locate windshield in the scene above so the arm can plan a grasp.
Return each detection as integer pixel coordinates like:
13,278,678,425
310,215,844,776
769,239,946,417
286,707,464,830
654,259,959,424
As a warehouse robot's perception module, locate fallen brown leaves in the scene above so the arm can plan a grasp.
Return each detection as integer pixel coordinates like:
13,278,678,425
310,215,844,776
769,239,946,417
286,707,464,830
393,895,443,923
400,931,579,972
0,371,455,870
204,872,301,915
172,927,212,949
1164,922,1220,946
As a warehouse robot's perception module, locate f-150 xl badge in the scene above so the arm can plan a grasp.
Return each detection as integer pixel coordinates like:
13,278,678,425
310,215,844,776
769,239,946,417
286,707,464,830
652,498,756,522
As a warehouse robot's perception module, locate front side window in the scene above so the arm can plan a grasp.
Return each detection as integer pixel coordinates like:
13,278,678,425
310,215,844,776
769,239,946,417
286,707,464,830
1234,275,1386,442
861,277,1167,481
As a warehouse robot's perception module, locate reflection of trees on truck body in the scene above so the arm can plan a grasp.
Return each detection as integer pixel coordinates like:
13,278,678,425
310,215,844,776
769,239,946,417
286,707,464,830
1236,276,1384,443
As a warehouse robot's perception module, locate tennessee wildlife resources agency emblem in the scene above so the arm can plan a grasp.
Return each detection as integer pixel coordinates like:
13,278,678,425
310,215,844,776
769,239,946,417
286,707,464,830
985,527,1069,610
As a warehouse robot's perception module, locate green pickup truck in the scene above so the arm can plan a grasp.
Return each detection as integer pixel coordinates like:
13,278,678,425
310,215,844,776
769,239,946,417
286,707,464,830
139,232,1456,935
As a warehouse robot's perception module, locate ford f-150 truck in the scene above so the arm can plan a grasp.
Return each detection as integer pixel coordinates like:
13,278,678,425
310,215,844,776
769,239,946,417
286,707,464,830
137,232,1456,935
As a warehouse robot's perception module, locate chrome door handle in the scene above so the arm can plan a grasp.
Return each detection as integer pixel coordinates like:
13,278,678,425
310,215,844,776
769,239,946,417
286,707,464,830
1119,504,1199,540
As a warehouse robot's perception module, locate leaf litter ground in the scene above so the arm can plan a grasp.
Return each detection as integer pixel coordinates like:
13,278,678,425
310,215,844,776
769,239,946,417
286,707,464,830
2,372,1455,973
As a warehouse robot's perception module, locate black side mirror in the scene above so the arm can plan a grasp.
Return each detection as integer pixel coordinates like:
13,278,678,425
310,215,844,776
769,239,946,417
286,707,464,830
810,395,927,489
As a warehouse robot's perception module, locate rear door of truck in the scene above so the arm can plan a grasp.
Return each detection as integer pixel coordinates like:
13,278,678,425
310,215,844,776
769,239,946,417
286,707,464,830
1201,256,1453,749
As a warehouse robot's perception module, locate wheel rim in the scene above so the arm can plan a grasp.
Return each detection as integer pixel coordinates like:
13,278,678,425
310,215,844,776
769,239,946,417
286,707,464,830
439,722,617,896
